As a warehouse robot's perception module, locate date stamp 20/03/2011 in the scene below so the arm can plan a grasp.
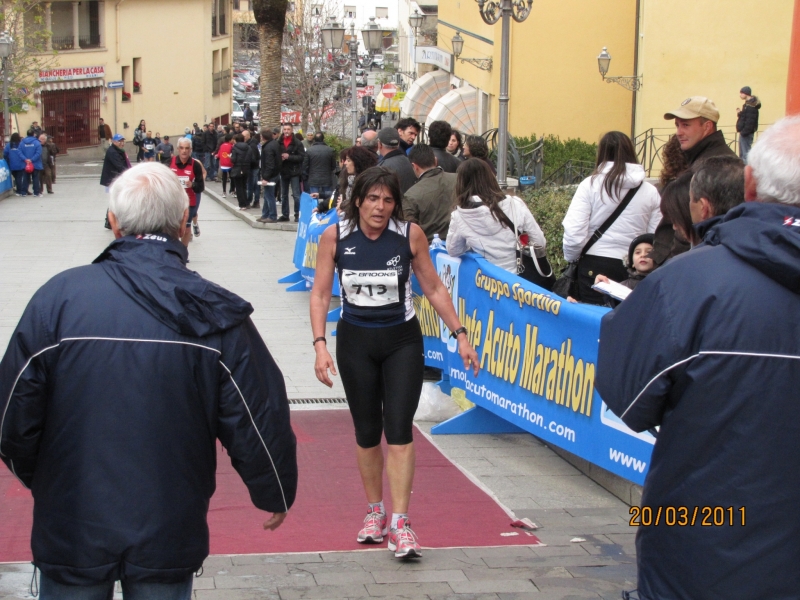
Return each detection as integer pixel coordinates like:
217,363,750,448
629,506,746,527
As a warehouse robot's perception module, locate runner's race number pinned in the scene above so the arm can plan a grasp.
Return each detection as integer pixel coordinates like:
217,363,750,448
341,270,398,307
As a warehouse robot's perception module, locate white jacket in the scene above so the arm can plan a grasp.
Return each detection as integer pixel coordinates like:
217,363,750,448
561,163,661,262
447,195,546,273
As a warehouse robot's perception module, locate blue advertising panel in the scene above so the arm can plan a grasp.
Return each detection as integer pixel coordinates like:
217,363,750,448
416,249,654,485
0,160,13,194
301,206,340,294
291,192,316,271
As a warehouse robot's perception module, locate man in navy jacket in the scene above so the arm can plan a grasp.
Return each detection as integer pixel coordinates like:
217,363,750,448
20,128,43,196
596,116,800,599
0,162,297,598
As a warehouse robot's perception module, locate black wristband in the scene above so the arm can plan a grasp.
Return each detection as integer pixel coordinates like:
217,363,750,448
450,327,468,339
313,336,326,347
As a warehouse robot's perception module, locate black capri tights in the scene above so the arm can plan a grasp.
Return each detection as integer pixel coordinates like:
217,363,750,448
336,318,424,448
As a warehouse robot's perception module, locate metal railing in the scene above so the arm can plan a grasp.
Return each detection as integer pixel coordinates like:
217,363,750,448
483,129,543,184
51,34,102,51
213,69,231,95
540,159,594,187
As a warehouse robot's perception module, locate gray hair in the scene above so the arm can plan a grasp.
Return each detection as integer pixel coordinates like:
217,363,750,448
361,130,378,149
747,115,800,206
176,137,192,149
184,127,191,134
109,162,188,238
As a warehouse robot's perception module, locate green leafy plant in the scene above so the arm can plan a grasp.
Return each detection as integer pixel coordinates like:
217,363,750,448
513,134,598,180
521,185,577,274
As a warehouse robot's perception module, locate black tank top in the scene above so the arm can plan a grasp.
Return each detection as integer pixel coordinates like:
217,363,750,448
335,218,415,327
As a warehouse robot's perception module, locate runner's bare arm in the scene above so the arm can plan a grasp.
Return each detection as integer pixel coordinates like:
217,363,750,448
310,225,338,387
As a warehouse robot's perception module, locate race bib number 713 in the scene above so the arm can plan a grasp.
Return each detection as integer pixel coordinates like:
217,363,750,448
342,269,399,307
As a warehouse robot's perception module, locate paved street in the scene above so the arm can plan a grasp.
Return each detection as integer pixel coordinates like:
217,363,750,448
0,174,637,599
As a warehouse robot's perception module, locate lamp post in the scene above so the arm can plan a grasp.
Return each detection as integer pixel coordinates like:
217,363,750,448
408,9,423,71
597,47,642,92
474,0,533,189
451,32,492,71
322,19,358,144
0,32,12,144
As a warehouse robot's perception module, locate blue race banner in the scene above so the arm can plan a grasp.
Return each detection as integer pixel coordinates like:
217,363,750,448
415,249,655,485
292,192,316,272
301,206,340,293
0,160,12,194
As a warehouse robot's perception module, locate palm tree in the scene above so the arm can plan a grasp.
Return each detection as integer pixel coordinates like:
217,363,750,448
251,0,288,127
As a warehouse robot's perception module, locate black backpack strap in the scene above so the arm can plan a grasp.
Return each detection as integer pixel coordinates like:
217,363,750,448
580,183,642,258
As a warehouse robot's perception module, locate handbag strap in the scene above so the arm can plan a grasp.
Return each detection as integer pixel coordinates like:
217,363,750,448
579,183,642,259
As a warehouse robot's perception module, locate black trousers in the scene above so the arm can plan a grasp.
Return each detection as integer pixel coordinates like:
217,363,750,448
232,174,249,207
575,254,629,305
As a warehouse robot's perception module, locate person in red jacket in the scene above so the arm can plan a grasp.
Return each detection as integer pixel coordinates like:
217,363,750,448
217,133,234,197
170,138,205,248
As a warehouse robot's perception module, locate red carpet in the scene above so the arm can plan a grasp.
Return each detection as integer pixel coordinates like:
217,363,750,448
0,410,540,562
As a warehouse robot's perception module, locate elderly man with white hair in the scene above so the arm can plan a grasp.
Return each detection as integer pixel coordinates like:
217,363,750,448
596,115,800,599
0,162,297,600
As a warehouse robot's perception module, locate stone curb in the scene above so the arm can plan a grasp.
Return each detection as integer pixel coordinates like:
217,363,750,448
204,186,299,232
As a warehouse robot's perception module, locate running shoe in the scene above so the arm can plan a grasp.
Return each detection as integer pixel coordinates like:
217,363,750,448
387,517,421,558
357,507,387,544
193,223,200,236
221,193,226,198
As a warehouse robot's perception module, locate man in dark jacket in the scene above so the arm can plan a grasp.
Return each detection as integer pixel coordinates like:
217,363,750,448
203,124,219,181
688,155,744,235
395,118,420,156
258,129,281,223
192,127,205,163
651,96,739,266
377,127,416,194
0,162,297,598
278,123,305,222
243,129,262,209
404,144,456,241
302,132,336,199
596,116,800,600
426,120,461,174
735,86,760,161
100,134,130,188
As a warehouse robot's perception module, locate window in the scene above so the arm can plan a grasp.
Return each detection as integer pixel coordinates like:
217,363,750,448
132,58,142,93
344,5,356,18
311,4,322,15
218,0,227,35
233,0,240,9
211,0,217,36
375,7,388,18
121,65,131,101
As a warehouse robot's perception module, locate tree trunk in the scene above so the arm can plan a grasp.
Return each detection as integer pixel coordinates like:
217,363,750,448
258,20,284,127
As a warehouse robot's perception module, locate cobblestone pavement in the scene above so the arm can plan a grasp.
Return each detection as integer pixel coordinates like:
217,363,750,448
0,177,637,599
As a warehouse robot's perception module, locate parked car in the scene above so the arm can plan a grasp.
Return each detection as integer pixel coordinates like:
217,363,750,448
355,68,368,87
371,55,384,69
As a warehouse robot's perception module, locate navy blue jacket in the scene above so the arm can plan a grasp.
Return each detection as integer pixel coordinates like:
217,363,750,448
19,135,43,170
0,235,297,585
3,142,25,171
596,202,800,600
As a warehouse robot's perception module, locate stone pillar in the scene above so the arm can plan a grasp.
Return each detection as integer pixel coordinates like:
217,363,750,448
44,3,52,52
72,1,80,49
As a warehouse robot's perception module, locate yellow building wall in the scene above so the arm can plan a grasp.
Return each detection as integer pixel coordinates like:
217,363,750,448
635,0,794,137
22,0,232,140
438,0,636,143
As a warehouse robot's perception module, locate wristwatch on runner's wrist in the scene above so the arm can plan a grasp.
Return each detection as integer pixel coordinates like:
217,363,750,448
450,327,468,339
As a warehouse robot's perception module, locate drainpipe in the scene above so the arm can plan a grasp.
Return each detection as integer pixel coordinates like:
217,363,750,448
116,0,127,63
630,0,640,139
788,0,800,115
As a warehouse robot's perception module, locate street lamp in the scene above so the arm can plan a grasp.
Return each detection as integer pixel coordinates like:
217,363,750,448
597,47,641,92
322,19,360,144
408,9,424,70
0,32,12,144
474,0,533,189
451,32,492,71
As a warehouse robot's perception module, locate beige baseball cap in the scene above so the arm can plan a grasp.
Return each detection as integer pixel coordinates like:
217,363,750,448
664,96,720,123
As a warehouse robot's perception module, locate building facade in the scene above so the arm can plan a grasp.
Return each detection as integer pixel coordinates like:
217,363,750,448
19,0,233,150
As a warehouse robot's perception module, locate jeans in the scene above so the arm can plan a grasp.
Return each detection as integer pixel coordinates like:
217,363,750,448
309,185,334,201
22,169,40,196
739,133,754,161
280,174,301,218
204,153,217,181
193,151,205,165
39,572,193,600
247,169,261,205
261,175,279,220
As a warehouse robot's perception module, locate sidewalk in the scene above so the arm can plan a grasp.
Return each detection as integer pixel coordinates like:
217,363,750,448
0,177,637,600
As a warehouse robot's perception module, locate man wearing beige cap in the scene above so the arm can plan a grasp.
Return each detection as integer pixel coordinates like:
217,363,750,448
664,96,737,165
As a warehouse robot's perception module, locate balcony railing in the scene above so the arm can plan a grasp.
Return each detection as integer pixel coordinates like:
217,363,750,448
51,34,102,51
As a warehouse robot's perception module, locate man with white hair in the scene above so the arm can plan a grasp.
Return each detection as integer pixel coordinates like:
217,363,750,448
596,115,800,599
0,162,297,599
170,137,205,246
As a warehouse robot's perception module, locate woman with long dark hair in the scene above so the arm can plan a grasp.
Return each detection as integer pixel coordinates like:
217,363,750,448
561,131,661,304
462,134,495,174
447,159,548,277
335,145,378,210
310,167,478,560
659,170,697,247
447,130,464,159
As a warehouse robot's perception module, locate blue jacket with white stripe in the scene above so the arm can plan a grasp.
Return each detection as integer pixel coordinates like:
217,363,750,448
596,202,800,600
0,235,297,585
